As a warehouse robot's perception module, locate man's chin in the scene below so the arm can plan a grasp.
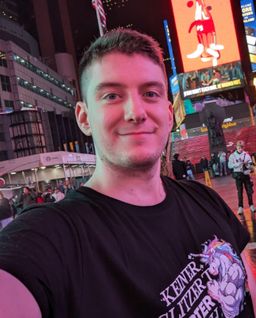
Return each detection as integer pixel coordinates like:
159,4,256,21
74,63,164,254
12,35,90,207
118,153,160,170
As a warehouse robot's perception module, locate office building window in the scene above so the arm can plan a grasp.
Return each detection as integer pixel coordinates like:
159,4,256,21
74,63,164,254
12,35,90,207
13,54,75,96
16,76,73,108
0,51,7,67
0,75,11,91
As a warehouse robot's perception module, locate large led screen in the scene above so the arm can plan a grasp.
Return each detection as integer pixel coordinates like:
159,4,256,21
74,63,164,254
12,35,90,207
178,61,245,99
170,0,241,72
240,0,256,72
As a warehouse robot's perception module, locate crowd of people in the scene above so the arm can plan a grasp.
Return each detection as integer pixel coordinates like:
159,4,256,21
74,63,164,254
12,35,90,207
0,180,79,228
202,151,229,177
172,149,243,180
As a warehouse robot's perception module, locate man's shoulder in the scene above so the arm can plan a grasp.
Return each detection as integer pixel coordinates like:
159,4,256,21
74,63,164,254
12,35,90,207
163,176,222,204
163,177,239,229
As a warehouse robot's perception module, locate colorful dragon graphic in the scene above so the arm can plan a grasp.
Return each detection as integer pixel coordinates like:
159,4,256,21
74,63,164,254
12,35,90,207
189,236,246,318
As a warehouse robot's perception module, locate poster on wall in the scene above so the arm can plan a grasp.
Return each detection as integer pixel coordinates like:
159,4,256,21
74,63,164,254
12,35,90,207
178,61,245,99
170,0,241,72
240,0,256,72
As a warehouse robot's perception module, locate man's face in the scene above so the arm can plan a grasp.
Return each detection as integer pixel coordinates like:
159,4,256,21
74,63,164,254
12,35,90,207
236,145,243,153
76,53,173,170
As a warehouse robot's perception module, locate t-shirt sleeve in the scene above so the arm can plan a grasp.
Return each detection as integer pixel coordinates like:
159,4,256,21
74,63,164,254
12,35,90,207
0,204,70,318
179,180,250,253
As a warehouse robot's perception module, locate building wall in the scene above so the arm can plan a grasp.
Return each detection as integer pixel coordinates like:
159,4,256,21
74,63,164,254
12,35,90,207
0,38,93,162
0,16,39,56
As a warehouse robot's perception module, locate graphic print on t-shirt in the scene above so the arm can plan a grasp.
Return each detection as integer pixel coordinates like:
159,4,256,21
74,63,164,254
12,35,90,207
159,236,246,318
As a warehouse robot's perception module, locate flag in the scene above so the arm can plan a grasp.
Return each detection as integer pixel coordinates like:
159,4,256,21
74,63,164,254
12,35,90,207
91,0,107,36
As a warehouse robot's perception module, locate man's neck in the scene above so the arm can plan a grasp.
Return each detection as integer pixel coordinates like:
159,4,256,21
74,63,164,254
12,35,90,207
85,161,166,206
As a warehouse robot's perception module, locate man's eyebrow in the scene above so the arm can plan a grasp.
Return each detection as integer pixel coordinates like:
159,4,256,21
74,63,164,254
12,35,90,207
140,81,165,90
95,82,125,93
94,81,166,95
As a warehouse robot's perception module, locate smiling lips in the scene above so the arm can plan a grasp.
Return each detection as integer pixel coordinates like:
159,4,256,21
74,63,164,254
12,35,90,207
119,131,154,136
118,127,157,136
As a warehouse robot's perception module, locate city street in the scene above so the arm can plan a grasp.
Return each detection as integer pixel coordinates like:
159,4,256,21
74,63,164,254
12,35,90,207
199,173,256,280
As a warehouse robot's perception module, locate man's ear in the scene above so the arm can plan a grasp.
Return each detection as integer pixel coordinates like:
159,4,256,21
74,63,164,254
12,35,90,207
168,102,174,131
75,101,92,136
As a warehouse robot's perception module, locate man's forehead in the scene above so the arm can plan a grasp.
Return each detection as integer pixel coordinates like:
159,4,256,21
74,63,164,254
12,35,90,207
81,52,167,98
87,52,162,72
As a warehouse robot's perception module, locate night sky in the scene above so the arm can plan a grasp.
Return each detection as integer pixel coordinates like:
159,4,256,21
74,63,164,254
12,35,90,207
67,0,174,73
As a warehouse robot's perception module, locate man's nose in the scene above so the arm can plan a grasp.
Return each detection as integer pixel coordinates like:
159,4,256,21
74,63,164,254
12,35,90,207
124,95,147,123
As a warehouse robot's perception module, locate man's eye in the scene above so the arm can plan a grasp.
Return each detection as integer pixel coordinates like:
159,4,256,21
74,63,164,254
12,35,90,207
144,91,159,98
103,93,120,100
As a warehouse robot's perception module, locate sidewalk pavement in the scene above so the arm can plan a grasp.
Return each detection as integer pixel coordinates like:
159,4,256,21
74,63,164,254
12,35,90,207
198,173,256,282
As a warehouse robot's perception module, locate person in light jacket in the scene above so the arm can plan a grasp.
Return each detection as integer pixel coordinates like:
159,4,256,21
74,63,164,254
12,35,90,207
228,140,254,215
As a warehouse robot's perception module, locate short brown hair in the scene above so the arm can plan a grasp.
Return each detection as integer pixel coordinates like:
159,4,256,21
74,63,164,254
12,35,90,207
236,140,245,148
79,28,166,100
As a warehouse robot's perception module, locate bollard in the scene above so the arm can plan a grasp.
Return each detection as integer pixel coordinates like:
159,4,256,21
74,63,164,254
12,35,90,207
204,170,212,188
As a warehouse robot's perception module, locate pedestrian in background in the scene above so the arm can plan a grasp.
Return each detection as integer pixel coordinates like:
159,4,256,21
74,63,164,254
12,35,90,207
43,187,56,203
52,187,65,202
15,186,36,214
172,153,187,180
228,140,255,215
0,191,13,229
185,160,195,180
200,156,209,172
218,150,227,176
209,153,219,177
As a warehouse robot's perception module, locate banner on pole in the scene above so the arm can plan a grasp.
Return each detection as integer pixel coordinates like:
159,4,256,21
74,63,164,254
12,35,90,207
92,0,107,36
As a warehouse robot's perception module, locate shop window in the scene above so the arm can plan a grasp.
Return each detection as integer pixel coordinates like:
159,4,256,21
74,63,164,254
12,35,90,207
0,151,8,161
4,100,14,110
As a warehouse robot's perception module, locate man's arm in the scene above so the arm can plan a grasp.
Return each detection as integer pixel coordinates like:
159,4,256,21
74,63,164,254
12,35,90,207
241,251,256,317
0,269,41,318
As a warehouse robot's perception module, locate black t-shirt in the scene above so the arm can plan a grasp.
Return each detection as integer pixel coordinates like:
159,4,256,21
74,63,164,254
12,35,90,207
0,177,253,318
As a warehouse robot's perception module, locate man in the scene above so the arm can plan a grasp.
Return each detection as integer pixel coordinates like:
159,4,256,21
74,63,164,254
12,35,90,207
0,29,255,317
218,150,227,177
185,159,195,180
43,187,56,203
209,153,219,177
172,153,187,180
0,191,13,229
52,187,65,202
228,140,255,215
14,186,36,214
200,155,209,172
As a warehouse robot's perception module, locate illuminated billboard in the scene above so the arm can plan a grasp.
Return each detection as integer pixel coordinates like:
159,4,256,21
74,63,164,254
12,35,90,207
178,61,245,99
170,75,186,128
173,92,186,127
240,0,256,72
170,0,241,72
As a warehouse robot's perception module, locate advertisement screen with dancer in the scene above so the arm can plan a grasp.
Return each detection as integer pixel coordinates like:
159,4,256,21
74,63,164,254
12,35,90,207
171,0,240,72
